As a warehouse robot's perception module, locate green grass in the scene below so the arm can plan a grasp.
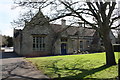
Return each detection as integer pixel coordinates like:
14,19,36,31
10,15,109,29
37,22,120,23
26,52,119,80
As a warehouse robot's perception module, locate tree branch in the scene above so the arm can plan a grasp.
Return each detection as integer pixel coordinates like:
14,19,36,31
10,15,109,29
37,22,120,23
107,2,116,20
109,15,120,27
59,0,97,30
111,24,120,29
87,2,98,20
99,2,109,22
49,13,72,22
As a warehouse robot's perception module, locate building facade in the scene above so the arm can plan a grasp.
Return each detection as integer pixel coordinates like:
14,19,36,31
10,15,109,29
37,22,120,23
14,10,116,57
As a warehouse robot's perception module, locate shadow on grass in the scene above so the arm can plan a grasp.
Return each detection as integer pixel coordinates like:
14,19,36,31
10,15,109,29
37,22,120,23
52,77,117,80
52,65,114,80
44,60,116,80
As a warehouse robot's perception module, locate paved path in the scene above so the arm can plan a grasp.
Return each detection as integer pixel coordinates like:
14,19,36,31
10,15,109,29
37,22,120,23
1,51,49,80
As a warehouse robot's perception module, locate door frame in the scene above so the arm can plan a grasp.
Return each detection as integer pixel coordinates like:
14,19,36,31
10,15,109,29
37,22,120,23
61,43,67,55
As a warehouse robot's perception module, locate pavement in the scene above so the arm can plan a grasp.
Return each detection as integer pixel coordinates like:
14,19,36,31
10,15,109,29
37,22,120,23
1,50,49,80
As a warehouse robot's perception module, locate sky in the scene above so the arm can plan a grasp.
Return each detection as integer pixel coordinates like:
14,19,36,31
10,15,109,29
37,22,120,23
0,0,21,37
0,0,120,37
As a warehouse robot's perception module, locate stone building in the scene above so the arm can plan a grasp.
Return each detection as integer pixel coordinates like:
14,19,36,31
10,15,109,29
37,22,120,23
14,10,116,57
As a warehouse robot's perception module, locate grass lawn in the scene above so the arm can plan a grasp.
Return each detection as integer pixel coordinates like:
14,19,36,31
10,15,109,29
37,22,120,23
26,52,119,80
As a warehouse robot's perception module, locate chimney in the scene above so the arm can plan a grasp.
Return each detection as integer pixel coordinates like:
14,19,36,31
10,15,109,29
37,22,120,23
61,19,66,27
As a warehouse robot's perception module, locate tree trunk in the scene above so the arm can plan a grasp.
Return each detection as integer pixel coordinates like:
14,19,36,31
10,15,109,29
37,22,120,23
102,32,116,65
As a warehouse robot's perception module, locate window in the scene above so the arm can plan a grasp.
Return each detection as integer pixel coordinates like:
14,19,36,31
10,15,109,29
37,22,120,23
33,35,46,51
80,41,83,50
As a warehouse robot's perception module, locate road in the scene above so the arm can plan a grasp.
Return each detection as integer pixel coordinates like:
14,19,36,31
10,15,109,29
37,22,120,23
1,50,49,80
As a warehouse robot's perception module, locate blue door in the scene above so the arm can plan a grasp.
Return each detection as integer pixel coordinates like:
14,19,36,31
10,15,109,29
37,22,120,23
61,43,67,55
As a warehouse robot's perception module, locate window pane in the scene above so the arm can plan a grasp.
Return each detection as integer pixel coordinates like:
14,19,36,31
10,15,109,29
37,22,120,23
33,36,45,51
33,37,35,43
36,37,38,43
33,44,35,48
36,44,38,48
43,43,45,48
80,41,83,48
39,37,41,43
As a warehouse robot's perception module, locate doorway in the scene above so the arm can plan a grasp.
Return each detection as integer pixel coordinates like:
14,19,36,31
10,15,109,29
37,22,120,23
61,43,67,55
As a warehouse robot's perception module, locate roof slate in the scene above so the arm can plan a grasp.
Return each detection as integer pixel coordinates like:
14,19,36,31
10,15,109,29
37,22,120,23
51,24,95,36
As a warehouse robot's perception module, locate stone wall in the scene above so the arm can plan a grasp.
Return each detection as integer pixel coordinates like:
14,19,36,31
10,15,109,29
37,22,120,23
20,23,54,56
13,29,22,55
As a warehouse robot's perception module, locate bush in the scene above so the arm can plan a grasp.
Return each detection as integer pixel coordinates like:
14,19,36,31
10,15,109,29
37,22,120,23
113,44,120,52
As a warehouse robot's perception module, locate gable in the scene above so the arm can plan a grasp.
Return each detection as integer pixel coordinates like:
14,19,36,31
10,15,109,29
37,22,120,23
23,9,49,31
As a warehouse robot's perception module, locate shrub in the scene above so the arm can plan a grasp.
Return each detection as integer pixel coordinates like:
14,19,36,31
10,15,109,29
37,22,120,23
113,44,120,52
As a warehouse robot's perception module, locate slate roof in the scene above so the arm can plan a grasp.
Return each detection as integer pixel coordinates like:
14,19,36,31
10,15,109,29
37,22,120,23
50,24,63,32
51,24,95,37
20,9,95,37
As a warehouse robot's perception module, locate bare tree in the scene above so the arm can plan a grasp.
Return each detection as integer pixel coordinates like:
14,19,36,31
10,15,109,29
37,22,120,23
14,0,120,65
11,9,35,28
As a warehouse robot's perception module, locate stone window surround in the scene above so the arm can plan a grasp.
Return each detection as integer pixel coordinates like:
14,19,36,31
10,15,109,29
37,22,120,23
32,34,47,51
80,41,83,49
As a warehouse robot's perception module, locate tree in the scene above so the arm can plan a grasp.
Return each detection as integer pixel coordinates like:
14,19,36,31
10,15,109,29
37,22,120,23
11,10,35,28
2,36,13,47
7,36,13,47
14,0,120,65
